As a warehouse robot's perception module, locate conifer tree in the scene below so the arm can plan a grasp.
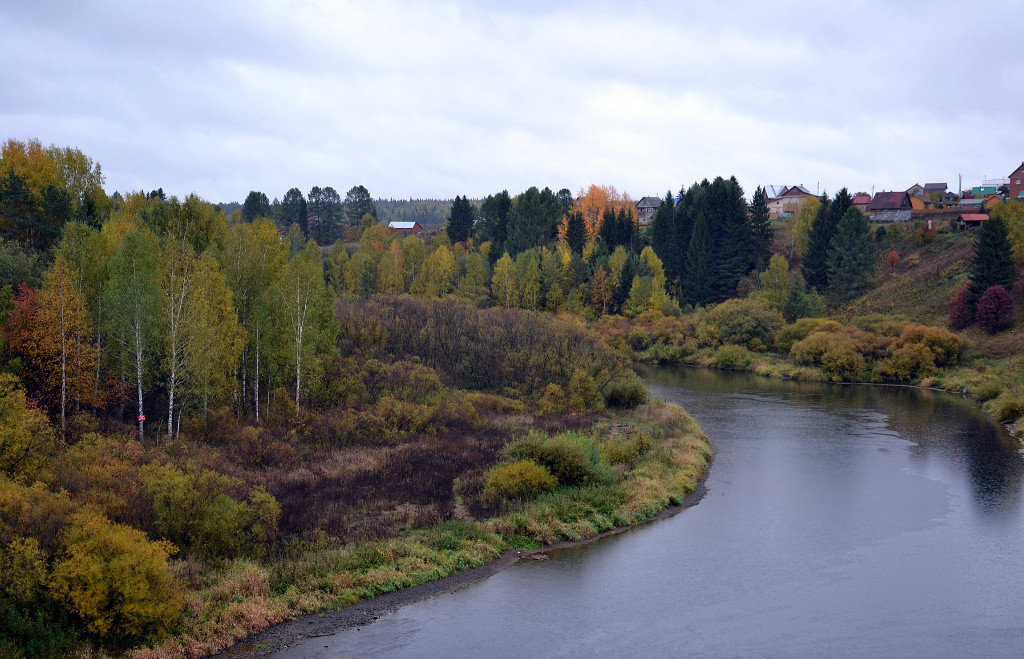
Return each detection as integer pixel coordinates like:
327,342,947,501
801,195,833,291
825,208,875,301
649,190,677,282
682,211,714,306
802,188,852,292
565,211,587,254
749,186,773,272
968,215,1016,306
598,207,618,249
445,195,475,243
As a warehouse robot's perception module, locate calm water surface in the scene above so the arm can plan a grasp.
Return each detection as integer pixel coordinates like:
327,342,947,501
280,367,1024,658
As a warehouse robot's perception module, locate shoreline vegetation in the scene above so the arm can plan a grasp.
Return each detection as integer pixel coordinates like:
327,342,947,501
149,399,711,658
224,467,711,658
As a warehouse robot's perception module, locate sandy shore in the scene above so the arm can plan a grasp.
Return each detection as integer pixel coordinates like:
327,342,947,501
219,474,709,657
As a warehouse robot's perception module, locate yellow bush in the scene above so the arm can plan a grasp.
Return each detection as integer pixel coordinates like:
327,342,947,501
484,460,557,498
873,343,937,383
898,324,962,367
775,318,829,353
49,511,182,647
537,383,568,413
568,369,603,412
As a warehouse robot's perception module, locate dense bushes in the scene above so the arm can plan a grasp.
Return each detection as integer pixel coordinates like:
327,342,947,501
484,460,557,498
336,297,629,406
787,317,960,383
0,477,182,653
142,464,281,559
503,431,614,486
703,298,783,351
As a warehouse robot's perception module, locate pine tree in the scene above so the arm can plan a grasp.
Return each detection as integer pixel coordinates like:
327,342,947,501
598,207,618,249
749,186,773,272
565,211,587,254
825,208,875,301
968,215,1016,306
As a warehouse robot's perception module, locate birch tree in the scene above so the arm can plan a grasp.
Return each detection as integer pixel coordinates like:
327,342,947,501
105,228,160,442
160,237,196,443
38,256,96,436
280,239,336,414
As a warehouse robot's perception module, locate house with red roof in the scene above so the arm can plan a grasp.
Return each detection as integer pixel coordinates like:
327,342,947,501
957,213,988,230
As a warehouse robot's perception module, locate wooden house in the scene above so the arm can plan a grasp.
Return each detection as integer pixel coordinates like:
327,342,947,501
910,194,934,211
869,191,912,223
957,213,988,230
766,185,814,216
635,196,663,225
387,221,422,235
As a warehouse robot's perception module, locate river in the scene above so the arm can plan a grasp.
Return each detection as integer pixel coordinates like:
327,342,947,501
276,367,1024,658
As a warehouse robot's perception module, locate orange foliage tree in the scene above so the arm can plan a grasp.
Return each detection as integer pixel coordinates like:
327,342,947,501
569,185,635,239
3,262,98,434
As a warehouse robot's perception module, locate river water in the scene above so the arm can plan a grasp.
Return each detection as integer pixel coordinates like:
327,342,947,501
278,367,1024,658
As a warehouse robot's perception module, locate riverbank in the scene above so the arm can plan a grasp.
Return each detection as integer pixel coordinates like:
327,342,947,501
593,311,1023,442
152,400,711,658
222,469,710,657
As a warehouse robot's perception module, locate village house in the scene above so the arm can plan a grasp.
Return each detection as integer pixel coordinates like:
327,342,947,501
766,185,814,216
910,194,934,211
958,198,986,212
852,193,872,214
906,183,926,197
1008,162,1024,200
923,182,947,197
983,194,1003,211
869,191,912,223
387,220,422,235
635,196,663,225
957,213,988,230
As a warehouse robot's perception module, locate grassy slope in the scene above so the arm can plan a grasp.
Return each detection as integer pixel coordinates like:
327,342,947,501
846,230,1024,428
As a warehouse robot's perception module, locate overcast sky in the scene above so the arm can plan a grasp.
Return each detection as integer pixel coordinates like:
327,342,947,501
3,1,1023,202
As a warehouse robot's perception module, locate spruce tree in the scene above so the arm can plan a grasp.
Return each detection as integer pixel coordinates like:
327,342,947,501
649,190,677,282
825,207,875,301
682,211,714,306
968,215,1016,306
710,176,751,301
749,186,773,272
446,195,475,243
802,188,853,292
565,211,587,254
598,208,618,249
801,194,833,291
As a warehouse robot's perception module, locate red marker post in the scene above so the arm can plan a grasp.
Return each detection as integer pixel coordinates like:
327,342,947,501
138,414,146,422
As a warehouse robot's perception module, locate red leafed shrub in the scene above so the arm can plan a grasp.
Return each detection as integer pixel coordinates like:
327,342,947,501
948,286,973,330
884,250,900,268
976,285,1014,333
